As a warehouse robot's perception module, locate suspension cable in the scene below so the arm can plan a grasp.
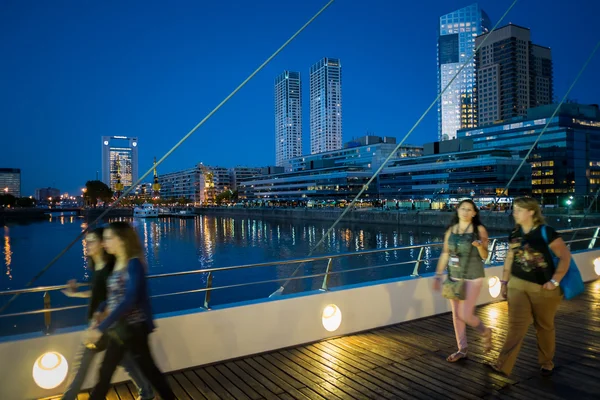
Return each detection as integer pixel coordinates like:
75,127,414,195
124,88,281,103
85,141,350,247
0,0,336,315
270,0,519,296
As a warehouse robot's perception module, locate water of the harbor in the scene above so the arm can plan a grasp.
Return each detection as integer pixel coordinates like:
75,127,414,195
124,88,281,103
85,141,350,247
0,213,509,337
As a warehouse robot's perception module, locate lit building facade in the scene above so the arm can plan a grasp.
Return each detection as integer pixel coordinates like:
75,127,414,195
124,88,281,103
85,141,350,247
0,168,21,197
157,167,204,204
475,24,553,126
438,3,491,140
458,103,600,198
284,136,422,172
101,136,138,191
379,144,531,202
275,71,302,166
310,58,342,154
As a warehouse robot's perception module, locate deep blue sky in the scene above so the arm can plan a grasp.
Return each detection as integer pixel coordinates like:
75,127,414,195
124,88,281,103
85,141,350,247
1,0,599,195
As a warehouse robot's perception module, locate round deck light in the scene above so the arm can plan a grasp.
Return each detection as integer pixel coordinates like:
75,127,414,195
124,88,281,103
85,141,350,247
32,352,68,389
594,257,600,276
488,276,501,298
322,304,342,332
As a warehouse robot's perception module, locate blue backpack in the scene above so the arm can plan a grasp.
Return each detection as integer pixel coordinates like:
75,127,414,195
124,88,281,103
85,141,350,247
541,225,585,300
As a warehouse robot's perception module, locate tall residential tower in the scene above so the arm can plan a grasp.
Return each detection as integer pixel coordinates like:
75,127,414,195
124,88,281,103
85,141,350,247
274,71,303,166
437,3,491,140
310,57,342,154
475,24,553,126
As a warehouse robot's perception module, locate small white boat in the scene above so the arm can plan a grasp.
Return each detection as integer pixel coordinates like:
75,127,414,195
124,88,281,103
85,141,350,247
133,203,159,218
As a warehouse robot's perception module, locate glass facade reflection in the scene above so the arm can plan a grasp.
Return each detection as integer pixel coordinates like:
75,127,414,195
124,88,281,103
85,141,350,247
458,104,600,198
438,4,491,141
379,148,531,200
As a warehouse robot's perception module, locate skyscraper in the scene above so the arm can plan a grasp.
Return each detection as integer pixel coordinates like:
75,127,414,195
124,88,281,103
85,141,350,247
475,24,553,126
310,57,342,154
274,71,302,166
438,3,491,141
101,136,139,191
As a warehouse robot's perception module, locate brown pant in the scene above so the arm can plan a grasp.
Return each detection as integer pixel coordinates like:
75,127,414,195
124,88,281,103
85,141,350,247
495,276,562,375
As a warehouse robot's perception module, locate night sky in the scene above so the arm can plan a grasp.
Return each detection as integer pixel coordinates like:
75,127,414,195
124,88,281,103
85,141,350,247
2,0,599,195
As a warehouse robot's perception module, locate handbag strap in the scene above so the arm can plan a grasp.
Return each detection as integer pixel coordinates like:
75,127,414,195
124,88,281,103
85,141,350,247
540,225,557,258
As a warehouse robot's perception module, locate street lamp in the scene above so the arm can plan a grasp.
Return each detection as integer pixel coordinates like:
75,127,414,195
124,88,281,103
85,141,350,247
3,187,8,193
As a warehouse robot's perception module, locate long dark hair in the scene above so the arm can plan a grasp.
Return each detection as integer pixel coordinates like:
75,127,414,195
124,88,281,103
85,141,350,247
106,221,145,264
87,227,115,274
449,199,484,237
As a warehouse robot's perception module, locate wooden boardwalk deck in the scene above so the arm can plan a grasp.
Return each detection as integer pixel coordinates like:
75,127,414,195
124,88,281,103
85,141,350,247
45,281,600,400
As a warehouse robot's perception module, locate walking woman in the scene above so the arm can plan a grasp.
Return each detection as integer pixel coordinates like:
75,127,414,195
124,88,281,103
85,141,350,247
491,197,570,376
85,222,175,400
433,199,493,362
61,227,154,400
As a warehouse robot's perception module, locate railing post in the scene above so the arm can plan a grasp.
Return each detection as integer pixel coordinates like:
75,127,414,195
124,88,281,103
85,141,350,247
411,247,425,277
588,227,600,249
203,272,213,310
321,258,333,291
43,291,51,334
485,238,497,265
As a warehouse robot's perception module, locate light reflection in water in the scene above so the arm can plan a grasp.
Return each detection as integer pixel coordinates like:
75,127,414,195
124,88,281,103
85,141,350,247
4,227,12,281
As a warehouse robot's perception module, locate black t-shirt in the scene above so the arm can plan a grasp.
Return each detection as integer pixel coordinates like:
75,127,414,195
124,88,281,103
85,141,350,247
88,264,112,321
508,225,560,285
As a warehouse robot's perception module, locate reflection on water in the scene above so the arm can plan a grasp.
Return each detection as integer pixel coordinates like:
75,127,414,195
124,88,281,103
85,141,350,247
3,227,12,281
0,214,509,336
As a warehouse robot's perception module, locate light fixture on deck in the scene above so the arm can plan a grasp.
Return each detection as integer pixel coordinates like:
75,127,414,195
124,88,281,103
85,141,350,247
488,276,501,298
32,352,68,389
322,304,342,332
594,257,600,276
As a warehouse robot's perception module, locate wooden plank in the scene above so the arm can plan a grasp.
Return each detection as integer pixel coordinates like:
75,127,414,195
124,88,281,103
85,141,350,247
193,368,238,400
205,365,252,400
311,341,378,372
275,351,377,399
106,387,120,400
172,372,207,400
215,364,273,400
227,360,285,396
183,370,221,400
166,375,192,400
238,358,310,400
113,383,134,400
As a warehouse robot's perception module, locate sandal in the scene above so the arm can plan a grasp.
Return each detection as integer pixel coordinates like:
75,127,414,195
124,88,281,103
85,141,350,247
446,350,468,362
482,328,493,353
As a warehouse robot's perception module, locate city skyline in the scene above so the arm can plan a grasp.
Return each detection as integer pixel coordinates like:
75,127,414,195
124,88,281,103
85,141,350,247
1,1,599,195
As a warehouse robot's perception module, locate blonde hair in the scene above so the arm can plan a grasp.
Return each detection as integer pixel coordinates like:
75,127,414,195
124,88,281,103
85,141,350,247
513,197,546,226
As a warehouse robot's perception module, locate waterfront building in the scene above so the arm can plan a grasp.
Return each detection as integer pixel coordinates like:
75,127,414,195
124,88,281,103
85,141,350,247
0,168,21,197
378,138,531,206
34,187,60,201
101,136,138,191
458,103,600,199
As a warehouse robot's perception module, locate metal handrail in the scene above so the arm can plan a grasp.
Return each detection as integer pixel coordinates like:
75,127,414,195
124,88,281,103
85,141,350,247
0,226,598,322
0,226,596,298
